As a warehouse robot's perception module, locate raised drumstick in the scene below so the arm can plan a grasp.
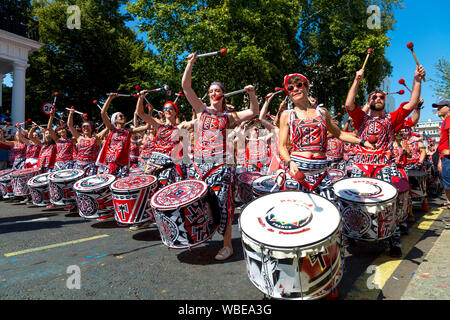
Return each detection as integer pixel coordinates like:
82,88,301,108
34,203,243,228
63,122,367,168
361,48,373,70
215,87,249,100
195,48,227,58
265,87,285,99
66,107,88,119
406,42,426,81
398,78,412,93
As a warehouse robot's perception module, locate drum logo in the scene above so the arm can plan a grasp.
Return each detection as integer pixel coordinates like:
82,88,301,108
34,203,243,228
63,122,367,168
342,206,371,237
263,202,312,232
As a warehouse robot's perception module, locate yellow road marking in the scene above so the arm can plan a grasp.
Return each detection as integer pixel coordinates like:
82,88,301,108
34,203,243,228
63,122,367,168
4,234,110,257
370,208,443,289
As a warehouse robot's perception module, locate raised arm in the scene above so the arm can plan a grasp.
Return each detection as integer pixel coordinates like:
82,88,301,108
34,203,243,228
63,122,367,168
101,94,116,131
402,66,426,111
67,108,81,140
28,124,42,146
181,52,207,114
259,92,277,131
345,69,365,111
47,108,59,143
135,90,163,128
233,85,259,123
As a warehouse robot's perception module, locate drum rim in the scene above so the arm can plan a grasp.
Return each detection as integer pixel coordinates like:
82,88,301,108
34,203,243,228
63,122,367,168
10,167,41,177
110,174,157,193
0,168,14,177
48,169,85,182
237,171,263,184
74,174,116,192
251,175,278,192
150,179,209,210
27,172,50,187
239,190,342,249
333,177,398,204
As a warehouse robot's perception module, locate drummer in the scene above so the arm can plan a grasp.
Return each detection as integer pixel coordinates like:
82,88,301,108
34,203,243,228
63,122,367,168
96,93,150,177
182,51,260,261
344,65,426,257
47,108,75,171
36,127,57,174
278,73,373,201
16,123,41,169
68,108,108,176
0,125,27,170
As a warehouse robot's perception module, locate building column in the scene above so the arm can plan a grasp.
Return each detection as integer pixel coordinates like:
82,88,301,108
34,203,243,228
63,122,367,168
0,73,4,108
10,62,28,126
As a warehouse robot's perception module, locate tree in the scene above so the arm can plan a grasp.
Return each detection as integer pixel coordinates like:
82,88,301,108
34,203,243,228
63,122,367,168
431,56,450,99
126,0,402,120
26,0,156,126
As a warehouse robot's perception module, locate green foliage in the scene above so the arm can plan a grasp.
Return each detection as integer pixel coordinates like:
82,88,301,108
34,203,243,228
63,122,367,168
127,0,402,121
430,56,450,99
26,0,156,126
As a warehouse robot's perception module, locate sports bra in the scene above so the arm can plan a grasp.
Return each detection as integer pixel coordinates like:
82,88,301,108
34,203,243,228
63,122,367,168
289,108,328,153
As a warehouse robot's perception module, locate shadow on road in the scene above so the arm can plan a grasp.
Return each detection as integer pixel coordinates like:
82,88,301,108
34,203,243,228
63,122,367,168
176,238,244,265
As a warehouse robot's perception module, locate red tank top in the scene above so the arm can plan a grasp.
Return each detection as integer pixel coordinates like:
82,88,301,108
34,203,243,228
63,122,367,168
194,110,230,159
289,108,328,153
76,137,98,162
56,139,74,162
12,142,27,158
38,144,56,169
153,124,180,156
326,136,344,159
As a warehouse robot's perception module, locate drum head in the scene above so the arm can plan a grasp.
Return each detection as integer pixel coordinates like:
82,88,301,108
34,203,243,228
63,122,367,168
110,175,157,193
333,177,398,204
391,176,410,193
151,179,208,210
252,175,279,194
28,173,50,187
74,174,116,192
11,167,40,177
240,191,340,249
238,172,262,184
48,169,84,182
328,169,345,182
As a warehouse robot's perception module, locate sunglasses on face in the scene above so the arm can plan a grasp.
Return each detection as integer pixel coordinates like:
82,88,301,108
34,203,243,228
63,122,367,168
287,82,306,91
371,94,385,101
116,114,125,119
163,106,174,112
82,125,91,129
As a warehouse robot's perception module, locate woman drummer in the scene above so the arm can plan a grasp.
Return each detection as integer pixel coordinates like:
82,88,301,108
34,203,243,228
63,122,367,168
0,125,27,170
181,51,260,261
97,93,150,177
68,108,108,176
278,73,374,200
15,123,42,169
47,108,75,171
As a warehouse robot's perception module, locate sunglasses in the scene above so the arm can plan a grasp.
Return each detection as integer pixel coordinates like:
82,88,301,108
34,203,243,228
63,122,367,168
163,106,174,112
371,94,385,101
287,82,306,91
116,114,125,118
82,125,91,129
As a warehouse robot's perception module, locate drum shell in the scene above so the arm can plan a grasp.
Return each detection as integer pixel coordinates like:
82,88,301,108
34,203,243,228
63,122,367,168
0,174,14,199
27,173,50,206
408,170,426,200
48,170,84,206
240,224,343,300
12,169,40,197
111,183,157,224
76,184,114,219
152,186,219,249
237,172,262,204
252,175,279,198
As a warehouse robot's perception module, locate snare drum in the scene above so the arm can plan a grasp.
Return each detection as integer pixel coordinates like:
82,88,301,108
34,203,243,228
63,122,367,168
27,173,51,206
151,179,220,249
252,175,279,198
328,169,345,183
237,172,262,203
48,169,85,206
333,177,398,241
74,174,116,219
111,175,158,225
11,167,41,197
240,191,343,300
391,176,410,224
0,171,14,199
407,169,427,200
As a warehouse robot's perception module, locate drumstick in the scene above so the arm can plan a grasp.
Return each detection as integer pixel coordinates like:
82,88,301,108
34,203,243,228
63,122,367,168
106,93,133,97
264,87,284,99
66,107,88,119
92,100,102,110
52,92,59,107
215,87,249,100
195,48,227,58
361,48,373,70
398,79,412,93
386,90,405,95
173,91,184,104
406,42,426,81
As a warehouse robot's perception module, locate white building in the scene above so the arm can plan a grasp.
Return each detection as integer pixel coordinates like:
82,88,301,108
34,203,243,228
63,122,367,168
0,26,43,125
414,119,443,144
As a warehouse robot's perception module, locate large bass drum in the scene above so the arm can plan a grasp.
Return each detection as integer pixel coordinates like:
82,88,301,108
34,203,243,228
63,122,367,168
239,191,343,300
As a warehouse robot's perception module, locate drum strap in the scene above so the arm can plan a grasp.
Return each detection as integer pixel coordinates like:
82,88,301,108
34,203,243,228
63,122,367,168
298,170,328,191
354,163,385,178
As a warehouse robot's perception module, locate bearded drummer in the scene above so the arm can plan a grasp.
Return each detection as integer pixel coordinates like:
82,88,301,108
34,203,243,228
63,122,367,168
344,65,426,257
278,73,373,201
182,52,260,261
96,93,150,177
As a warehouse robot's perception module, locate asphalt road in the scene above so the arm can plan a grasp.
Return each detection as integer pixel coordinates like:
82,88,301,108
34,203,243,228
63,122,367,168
0,194,447,301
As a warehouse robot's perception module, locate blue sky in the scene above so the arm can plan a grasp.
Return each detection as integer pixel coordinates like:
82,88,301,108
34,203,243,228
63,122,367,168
3,0,448,121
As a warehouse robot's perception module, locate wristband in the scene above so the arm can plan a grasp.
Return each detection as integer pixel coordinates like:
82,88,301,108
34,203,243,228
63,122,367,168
359,139,366,147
